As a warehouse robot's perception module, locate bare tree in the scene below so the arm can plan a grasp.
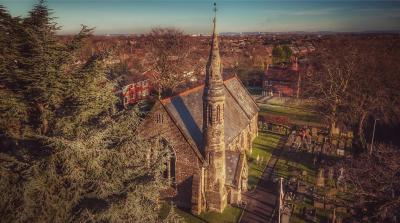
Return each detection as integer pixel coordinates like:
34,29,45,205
346,38,400,148
303,38,358,134
303,36,400,147
339,144,400,222
146,28,192,97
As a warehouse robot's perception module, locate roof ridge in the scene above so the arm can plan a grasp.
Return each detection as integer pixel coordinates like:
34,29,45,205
160,76,238,104
223,82,252,120
232,74,259,111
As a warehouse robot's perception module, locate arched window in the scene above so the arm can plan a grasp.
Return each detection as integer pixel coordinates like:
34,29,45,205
216,105,221,123
208,105,213,125
160,139,176,187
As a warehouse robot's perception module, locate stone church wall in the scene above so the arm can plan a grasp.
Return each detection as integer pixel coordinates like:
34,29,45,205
140,101,203,208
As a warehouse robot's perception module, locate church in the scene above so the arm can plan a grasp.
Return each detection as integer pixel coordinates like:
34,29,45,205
140,10,259,214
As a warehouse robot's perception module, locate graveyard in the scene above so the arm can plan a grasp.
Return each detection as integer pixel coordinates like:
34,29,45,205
280,131,353,221
257,102,356,222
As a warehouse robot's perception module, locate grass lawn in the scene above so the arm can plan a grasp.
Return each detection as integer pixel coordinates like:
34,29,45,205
159,132,283,222
199,206,242,223
274,150,317,183
159,203,242,223
258,104,324,127
248,131,281,190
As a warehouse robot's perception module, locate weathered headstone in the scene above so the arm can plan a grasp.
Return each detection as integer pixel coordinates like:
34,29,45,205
316,168,325,187
312,127,318,136
322,143,330,154
346,138,352,148
314,145,321,153
327,188,337,200
317,134,324,144
297,182,307,194
338,140,345,149
337,149,345,156
328,167,334,180
295,135,302,149
314,200,324,209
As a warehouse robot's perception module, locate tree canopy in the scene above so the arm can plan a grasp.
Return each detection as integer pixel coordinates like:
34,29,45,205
0,2,173,222
146,27,192,97
272,44,292,64
303,36,400,148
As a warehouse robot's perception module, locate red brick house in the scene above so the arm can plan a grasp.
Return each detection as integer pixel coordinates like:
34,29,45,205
262,56,301,98
120,75,151,107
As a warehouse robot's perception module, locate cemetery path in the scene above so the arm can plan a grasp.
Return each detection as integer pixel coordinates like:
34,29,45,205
240,137,287,223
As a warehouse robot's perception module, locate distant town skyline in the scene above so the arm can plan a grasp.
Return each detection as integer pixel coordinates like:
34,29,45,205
2,0,400,35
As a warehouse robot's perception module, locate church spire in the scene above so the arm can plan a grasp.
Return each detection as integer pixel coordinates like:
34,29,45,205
202,2,227,213
205,2,223,95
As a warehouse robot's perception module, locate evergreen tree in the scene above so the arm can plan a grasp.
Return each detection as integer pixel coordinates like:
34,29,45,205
0,2,172,222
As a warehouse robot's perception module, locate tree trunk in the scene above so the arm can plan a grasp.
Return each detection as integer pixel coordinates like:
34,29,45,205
330,121,337,136
36,102,49,135
358,112,367,149
296,72,301,99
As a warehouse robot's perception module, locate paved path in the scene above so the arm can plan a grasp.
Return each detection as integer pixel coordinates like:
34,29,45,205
240,137,287,223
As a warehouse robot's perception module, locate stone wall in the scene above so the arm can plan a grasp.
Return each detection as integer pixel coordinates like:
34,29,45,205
140,101,203,208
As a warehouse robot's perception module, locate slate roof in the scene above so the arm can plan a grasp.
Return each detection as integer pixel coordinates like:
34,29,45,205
225,151,240,186
160,76,258,188
161,76,256,155
224,77,259,119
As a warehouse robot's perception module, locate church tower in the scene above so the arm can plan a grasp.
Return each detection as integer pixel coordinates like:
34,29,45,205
202,3,227,213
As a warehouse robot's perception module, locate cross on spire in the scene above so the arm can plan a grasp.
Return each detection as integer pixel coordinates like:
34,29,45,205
213,2,217,24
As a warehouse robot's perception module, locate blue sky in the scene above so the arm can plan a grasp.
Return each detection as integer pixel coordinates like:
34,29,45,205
1,0,400,34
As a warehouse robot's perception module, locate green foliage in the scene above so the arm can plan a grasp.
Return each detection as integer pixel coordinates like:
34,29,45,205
160,203,241,223
272,44,292,64
0,2,167,222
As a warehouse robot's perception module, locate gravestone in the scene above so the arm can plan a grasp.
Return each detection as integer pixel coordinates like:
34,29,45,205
316,168,325,187
328,167,334,180
295,136,302,149
297,182,307,194
337,206,347,213
347,131,354,138
314,145,321,153
337,167,345,191
306,135,312,151
302,170,308,178
285,134,293,147
327,188,337,200
322,143,330,154
312,127,318,137
314,200,324,209
338,140,345,149
317,134,324,144
346,138,353,148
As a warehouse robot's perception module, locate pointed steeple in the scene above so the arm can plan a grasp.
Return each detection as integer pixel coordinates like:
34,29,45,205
202,2,227,213
205,2,224,95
